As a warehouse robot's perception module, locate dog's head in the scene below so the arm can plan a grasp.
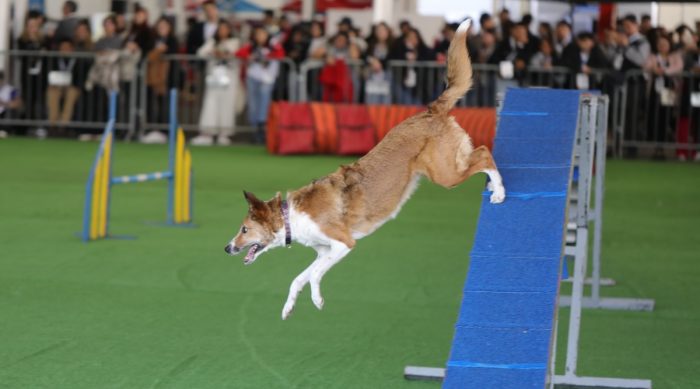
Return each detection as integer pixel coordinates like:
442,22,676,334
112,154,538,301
225,191,285,265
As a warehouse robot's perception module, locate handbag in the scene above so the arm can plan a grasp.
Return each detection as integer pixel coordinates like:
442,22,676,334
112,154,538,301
366,73,390,95
206,64,231,88
48,70,72,87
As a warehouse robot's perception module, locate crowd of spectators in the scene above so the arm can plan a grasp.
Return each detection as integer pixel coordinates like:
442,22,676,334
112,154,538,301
1,1,699,158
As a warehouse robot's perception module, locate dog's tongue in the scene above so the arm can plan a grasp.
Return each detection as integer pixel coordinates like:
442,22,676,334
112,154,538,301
244,244,258,263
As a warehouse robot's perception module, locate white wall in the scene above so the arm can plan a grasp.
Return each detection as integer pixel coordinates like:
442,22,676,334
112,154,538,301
0,1,9,68
326,9,374,36
417,0,479,23
616,3,652,22
326,4,444,44
658,3,700,30
43,0,110,20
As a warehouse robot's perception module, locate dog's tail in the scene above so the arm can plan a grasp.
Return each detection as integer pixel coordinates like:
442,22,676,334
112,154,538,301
428,19,473,115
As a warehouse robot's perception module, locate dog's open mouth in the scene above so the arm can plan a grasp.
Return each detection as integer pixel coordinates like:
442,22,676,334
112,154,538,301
244,243,264,265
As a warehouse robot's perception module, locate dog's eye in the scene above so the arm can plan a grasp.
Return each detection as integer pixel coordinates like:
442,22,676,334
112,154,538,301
241,226,248,234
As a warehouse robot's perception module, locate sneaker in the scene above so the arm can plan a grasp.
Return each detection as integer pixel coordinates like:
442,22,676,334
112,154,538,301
695,153,700,162
0,130,7,139
140,131,168,144
78,133,95,142
35,128,48,140
217,135,231,146
190,135,214,146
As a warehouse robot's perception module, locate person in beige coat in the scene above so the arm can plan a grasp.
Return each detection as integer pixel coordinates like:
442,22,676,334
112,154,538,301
191,20,240,146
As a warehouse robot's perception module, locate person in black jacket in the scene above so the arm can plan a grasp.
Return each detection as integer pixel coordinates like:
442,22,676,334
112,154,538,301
489,22,538,80
186,0,220,54
560,32,610,88
52,1,79,48
16,14,48,123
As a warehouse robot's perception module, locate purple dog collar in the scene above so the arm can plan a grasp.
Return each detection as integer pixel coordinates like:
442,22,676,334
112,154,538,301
281,200,292,247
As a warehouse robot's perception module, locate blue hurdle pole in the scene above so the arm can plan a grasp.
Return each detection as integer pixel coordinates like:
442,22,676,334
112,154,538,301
167,89,177,225
104,91,117,237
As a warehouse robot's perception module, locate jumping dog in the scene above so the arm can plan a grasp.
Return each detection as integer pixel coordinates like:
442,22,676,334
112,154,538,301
225,20,505,319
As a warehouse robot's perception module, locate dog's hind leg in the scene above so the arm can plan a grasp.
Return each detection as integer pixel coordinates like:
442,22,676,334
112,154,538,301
424,136,505,203
282,246,329,320
463,146,505,204
309,240,352,310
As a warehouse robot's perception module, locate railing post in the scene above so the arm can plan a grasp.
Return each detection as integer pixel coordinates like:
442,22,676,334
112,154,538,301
298,61,308,102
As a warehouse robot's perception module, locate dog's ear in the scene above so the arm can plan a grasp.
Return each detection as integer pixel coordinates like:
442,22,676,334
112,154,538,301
268,191,282,211
243,191,266,211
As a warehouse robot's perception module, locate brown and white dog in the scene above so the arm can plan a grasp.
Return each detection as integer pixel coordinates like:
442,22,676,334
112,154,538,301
225,20,505,319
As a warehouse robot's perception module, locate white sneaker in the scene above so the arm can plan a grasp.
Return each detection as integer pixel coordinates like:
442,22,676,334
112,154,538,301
217,135,232,146
190,135,214,146
140,131,168,144
35,128,48,139
78,133,95,142
0,130,7,139
695,153,700,162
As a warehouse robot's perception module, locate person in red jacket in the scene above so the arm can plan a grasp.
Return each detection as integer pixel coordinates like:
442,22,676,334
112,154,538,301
235,26,284,144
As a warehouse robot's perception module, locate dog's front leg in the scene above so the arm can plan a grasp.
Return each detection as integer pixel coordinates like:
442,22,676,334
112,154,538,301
282,246,329,320
309,240,352,310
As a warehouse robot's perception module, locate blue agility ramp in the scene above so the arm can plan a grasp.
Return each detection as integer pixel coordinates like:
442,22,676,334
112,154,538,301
443,88,581,388
404,88,651,388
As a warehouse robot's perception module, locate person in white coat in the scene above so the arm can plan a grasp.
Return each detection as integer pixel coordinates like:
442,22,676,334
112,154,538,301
192,20,240,146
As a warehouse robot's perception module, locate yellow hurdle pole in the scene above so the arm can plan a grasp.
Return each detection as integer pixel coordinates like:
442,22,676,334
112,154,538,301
174,128,185,223
98,133,113,238
183,149,192,223
90,152,104,240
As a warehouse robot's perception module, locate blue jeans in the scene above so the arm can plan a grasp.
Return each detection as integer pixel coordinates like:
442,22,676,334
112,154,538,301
246,77,274,126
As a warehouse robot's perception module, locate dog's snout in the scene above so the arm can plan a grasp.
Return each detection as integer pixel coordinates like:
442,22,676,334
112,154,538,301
225,244,240,255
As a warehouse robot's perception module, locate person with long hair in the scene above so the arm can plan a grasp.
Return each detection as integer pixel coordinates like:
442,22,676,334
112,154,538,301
674,25,700,161
388,27,436,105
125,5,153,54
235,26,284,144
73,19,92,51
364,22,394,104
71,19,94,137
307,21,326,59
142,16,179,144
192,20,240,146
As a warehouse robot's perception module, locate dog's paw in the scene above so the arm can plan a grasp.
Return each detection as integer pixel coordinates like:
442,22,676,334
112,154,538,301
490,187,506,204
282,301,295,320
487,181,495,192
312,295,324,310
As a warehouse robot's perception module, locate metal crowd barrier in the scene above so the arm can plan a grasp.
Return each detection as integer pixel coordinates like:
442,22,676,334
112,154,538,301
617,69,700,157
0,50,134,134
297,59,365,103
138,55,298,138
2,49,697,156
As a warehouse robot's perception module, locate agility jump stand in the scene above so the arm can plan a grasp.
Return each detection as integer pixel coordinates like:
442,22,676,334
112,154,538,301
403,89,651,388
558,100,655,312
551,95,651,389
81,89,193,242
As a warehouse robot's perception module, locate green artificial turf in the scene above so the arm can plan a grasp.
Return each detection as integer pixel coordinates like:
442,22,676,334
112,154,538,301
0,138,698,388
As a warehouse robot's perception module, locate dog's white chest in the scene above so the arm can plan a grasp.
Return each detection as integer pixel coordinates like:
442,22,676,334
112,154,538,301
289,207,331,248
